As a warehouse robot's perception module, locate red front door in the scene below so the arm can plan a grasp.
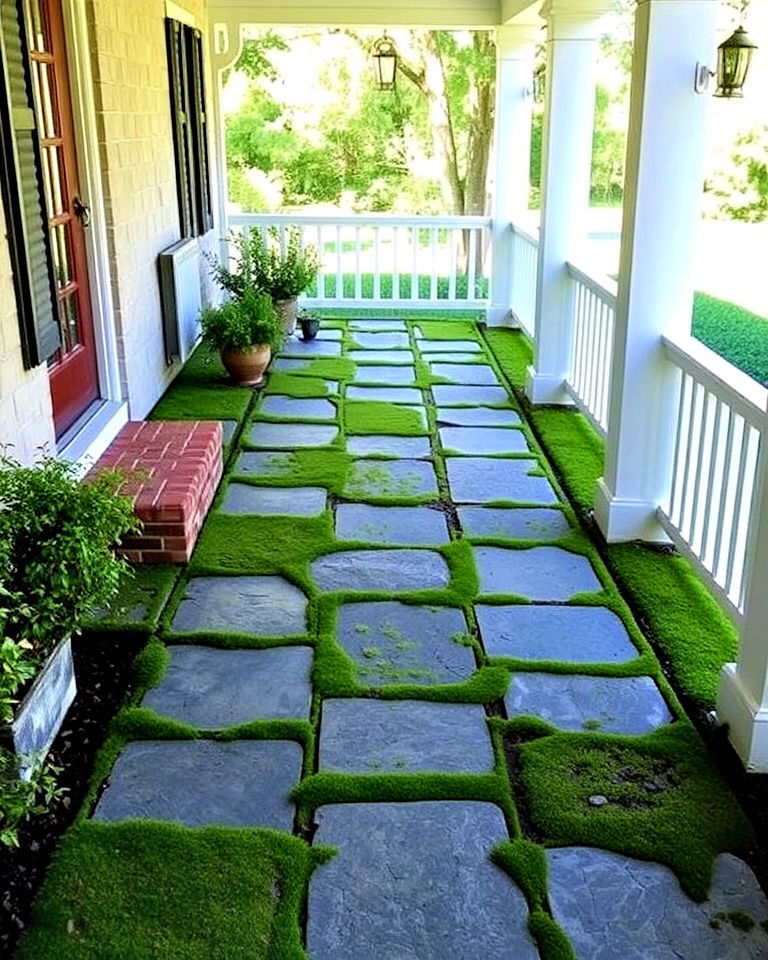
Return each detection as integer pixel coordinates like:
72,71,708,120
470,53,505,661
25,0,99,437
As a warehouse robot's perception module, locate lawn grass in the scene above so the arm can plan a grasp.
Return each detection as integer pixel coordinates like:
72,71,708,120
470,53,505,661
692,292,768,386
482,327,738,711
344,400,429,436
16,822,327,960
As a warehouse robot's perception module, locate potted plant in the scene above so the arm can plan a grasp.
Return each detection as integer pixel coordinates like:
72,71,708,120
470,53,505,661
0,456,136,843
200,289,283,386
208,226,320,336
298,309,321,341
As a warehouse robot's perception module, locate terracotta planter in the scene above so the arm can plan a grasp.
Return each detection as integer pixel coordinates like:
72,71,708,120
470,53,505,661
221,344,271,386
274,297,298,336
0,637,76,779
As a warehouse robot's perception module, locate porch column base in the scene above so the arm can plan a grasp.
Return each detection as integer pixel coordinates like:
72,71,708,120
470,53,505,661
593,477,669,543
525,366,573,405
485,304,515,327
717,664,768,773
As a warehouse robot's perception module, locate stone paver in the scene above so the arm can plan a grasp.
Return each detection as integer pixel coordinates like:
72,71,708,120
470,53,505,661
425,352,487,363
447,457,558,504
336,504,449,545
353,332,410,349
171,576,307,636
258,396,337,420
313,328,343,341
417,339,482,353
308,801,538,960
221,483,326,516
311,549,450,592
354,364,416,384
348,349,413,364
221,420,237,444
345,458,438,498
351,320,407,332
437,406,521,426
505,672,671,733
440,426,529,455
142,645,313,726
272,357,313,371
346,385,423,404
458,506,571,540
347,435,432,458
93,740,301,830
548,847,768,960
433,385,511,407
431,363,499,385
248,422,338,448
319,700,494,772
475,546,602,599
282,339,342,357
337,601,476,686
477,604,638,662
235,451,294,476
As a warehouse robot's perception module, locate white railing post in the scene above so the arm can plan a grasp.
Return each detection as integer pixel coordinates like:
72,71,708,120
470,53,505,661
526,1,610,404
594,0,719,543
210,20,244,265
718,423,768,772
487,24,538,326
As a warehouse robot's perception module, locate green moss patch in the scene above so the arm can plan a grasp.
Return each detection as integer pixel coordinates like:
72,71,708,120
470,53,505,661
263,373,335,398
413,320,480,341
233,449,353,494
345,400,429,436
483,328,532,389
150,383,251,422
692,292,768,386
519,723,753,901
16,821,328,960
85,565,180,634
284,357,356,381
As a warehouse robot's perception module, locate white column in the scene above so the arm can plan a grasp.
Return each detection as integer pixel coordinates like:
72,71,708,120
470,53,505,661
718,444,768,771
594,0,718,542
487,24,537,327
525,1,607,403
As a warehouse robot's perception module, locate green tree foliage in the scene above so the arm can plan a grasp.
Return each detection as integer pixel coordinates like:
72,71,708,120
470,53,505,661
705,126,768,222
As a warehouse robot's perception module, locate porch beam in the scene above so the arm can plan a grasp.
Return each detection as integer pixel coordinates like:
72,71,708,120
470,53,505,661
525,0,609,403
594,0,718,543
208,0,503,28
487,23,538,326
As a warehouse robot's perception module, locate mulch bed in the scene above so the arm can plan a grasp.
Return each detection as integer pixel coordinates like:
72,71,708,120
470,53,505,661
0,632,144,956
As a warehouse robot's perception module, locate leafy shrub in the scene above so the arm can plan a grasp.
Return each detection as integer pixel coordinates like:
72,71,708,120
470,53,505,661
0,748,60,847
209,226,319,302
200,289,283,351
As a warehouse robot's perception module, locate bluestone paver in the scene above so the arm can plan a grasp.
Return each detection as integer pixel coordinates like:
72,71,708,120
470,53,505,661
417,339,482,353
346,385,423,404
475,546,602,599
458,506,571,540
345,458,438,498
439,425,529,455
431,363,499,385
248,422,338,448
446,456,558,504
348,349,414,364
171,575,307,636
433,385,511,407
353,364,417,384
353,332,410,349
436,406,521,427
347,435,432,458
335,504,449,545
220,483,326,516
311,549,450,592
258,396,337,420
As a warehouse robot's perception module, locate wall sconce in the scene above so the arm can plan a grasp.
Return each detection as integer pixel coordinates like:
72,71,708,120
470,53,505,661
372,33,398,91
695,26,758,98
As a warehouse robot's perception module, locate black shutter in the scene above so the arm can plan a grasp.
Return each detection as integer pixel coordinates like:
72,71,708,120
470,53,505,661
190,29,212,233
0,0,60,367
165,17,193,237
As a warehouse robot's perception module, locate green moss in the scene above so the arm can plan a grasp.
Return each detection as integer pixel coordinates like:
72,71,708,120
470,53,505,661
174,342,226,383
413,320,480,341
441,538,479,604
483,328,532,390
263,373,336,397
150,383,252,422
345,400,428,436
15,821,328,960
529,409,604,512
85,565,180,634
285,357,357,381
232,449,353,494
491,840,549,908
519,723,754,901
528,910,577,960
692,291,768,385
131,639,169,692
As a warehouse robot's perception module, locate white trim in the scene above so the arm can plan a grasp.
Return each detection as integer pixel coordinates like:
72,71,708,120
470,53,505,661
165,1,196,26
57,400,129,475
61,1,124,420
717,664,768,773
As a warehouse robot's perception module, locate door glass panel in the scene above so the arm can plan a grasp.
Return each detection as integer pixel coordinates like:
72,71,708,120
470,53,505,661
50,222,72,289
37,61,59,140
63,296,80,348
24,0,46,53
47,145,64,215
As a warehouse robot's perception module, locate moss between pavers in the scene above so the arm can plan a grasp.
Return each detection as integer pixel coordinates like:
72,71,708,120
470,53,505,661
482,326,739,711
517,722,754,902
232,449,353,492
150,382,252,422
15,821,331,960
272,356,357,382
413,320,480,341
84,565,180,635
344,400,428,436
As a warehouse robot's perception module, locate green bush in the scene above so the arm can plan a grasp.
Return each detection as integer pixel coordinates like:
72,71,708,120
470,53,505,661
200,290,283,352
209,226,319,302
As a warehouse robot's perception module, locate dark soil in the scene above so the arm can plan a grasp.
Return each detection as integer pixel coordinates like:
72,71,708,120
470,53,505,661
0,632,145,956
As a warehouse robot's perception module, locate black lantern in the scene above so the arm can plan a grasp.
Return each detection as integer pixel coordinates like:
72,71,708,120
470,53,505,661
715,26,758,98
532,64,546,104
373,33,397,90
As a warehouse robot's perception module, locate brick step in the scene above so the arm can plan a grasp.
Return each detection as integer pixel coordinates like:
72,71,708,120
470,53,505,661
91,421,222,564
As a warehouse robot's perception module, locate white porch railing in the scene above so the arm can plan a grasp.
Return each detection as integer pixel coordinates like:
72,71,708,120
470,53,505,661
227,213,491,310
509,221,538,338
563,261,616,436
657,335,767,622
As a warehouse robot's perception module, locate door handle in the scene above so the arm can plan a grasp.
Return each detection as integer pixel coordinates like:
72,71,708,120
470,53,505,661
73,197,91,228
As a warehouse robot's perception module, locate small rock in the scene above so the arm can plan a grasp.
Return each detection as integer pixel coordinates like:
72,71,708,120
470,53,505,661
588,794,609,807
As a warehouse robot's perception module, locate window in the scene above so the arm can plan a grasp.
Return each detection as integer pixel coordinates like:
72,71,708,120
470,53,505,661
165,18,212,239
0,0,60,368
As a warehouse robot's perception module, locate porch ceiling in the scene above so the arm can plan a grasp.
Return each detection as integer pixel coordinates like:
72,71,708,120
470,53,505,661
208,0,541,28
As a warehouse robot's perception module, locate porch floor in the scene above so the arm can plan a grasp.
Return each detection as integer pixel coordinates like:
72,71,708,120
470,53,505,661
19,318,768,959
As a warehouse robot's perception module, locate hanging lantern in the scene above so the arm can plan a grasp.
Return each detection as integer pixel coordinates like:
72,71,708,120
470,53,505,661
532,64,546,104
372,33,397,91
715,26,758,98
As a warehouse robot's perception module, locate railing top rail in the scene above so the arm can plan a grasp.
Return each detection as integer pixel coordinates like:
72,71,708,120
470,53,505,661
662,333,768,428
565,259,618,307
509,219,539,247
228,213,492,229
